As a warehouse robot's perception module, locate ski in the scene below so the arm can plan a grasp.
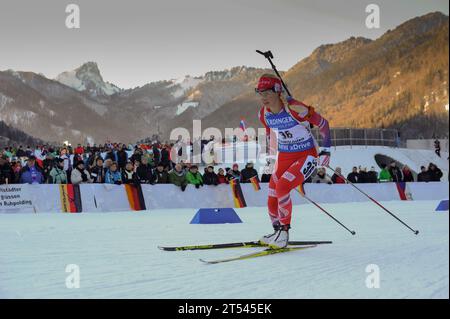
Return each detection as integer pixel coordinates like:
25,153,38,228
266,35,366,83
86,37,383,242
158,240,331,251
199,245,317,264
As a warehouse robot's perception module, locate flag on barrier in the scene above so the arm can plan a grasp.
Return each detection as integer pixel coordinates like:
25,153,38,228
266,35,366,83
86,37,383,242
59,184,82,213
250,175,261,191
125,184,147,211
395,182,413,200
297,183,306,196
230,178,247,208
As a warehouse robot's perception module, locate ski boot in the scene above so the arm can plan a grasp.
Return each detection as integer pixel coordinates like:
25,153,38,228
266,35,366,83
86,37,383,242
268,225,291,249
259,222,281,246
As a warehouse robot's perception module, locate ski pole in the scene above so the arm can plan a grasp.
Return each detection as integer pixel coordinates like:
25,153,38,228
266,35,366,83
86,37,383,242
295,188,356,235
256,50,292,96
327,166,419,235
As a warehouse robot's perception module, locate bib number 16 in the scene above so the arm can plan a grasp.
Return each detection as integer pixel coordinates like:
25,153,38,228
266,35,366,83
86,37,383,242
279,130,293,139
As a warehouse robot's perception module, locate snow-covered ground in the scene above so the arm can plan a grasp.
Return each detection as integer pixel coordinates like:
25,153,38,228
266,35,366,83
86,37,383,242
0,200,448,299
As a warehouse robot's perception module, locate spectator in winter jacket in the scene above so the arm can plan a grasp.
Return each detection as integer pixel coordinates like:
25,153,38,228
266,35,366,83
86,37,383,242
71,161,93,185
25,146,33,158
74,144,84,155
16,146,26,158
92,144,100,153
331,167,346,184
136,157,154,184
358,167,369,183
152,143,161,166
12,161,22,183
428,163,443,182
186,165,203,188
90,158,106,183
367,167,379,183
378,164,392,183
5,147,13,159
72,153,83,168
240,162,258,183
169,164,188,191
217,168,228,184
153,164,169,184
347,166,360,183
19,156,44,184
0,156,14,184
117,145,128,170
48,158,67,184
105,162,122,185
42,153,55,181
203,166,219,186
226,163,241,182
388,161,403,182
0,165,6,185
104,148,116,162
402,165,414,182
122,162,139,185
129,149,142,164
104,159,112,172
417,166,430,182
160,145,171,170
145,153,156,168
312,167,332,184
87,152,101,169
59,148,71,172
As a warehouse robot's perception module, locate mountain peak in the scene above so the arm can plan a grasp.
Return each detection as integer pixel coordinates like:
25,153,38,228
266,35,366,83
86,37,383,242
55,62,121,98
312,36,372,63
76,61,101,77
385,11,448,39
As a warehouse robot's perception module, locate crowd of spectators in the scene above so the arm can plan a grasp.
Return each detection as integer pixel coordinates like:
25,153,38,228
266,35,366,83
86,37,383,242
325,161,444,184
0,143,262,191
0,143,445,189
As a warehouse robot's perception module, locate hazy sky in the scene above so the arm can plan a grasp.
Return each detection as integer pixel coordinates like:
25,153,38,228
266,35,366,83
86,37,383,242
0,0,448,88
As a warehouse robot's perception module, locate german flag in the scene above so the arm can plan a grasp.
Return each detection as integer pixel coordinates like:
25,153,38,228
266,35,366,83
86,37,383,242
59,184,82,213
125,184,147,211
249,175,261,191
230,178,247,208
297,183,306,196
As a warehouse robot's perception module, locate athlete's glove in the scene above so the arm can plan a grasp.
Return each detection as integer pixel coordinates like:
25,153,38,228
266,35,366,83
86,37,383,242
318,147,331,167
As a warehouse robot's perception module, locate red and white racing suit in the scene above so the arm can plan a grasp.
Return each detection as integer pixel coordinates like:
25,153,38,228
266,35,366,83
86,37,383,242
259,99,331,226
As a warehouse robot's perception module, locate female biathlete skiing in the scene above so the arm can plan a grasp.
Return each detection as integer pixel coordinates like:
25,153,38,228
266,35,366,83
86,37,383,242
256,74,331,248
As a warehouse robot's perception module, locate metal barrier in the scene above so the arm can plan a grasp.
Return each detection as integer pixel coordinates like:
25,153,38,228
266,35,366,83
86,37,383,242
312,127,400,148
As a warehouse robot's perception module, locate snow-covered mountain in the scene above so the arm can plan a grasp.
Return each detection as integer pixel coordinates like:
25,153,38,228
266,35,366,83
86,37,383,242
168,75,203,98
0,70,134,144
0,62,269,144
55,62,122,99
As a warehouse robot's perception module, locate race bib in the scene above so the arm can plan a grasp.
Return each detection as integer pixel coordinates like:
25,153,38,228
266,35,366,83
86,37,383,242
300,155,318,180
